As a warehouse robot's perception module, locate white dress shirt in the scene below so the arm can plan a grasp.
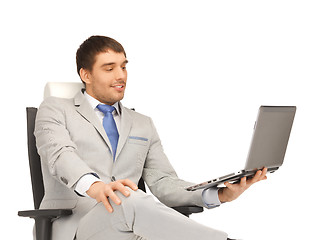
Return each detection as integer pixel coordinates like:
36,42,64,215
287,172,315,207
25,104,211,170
75,91,221,208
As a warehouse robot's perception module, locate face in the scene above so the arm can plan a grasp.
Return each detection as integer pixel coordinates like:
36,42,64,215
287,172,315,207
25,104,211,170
80,50,128,105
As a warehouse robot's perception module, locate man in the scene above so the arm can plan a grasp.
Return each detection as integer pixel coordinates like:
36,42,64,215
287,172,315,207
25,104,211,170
35,35,267,240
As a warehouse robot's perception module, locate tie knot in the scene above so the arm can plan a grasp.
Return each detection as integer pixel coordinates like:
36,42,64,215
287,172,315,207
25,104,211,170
97,104,116,115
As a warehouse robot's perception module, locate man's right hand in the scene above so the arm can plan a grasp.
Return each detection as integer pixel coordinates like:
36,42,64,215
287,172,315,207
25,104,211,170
86,179,138,213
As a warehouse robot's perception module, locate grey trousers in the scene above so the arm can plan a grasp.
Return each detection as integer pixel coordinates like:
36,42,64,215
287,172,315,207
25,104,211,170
76,189,228,240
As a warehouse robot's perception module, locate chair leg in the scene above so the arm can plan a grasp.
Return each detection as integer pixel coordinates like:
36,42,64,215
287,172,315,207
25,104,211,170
35,217,52,240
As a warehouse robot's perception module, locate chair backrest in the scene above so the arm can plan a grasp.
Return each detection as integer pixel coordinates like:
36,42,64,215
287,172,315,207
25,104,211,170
27,82,84,209
27,107,43,209
44,82,84,99
27,82,145,209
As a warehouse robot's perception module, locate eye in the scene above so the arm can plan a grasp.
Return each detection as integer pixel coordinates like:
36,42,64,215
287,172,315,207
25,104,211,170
106,68,113,72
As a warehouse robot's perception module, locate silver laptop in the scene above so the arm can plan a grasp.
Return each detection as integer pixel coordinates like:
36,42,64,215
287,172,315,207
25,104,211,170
186,106,296,191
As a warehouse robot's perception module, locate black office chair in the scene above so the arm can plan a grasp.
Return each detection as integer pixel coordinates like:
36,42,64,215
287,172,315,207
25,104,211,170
18,107,73,240
18,83,203,240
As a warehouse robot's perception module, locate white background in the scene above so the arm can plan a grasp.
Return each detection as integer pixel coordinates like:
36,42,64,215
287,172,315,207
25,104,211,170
1,1,319,239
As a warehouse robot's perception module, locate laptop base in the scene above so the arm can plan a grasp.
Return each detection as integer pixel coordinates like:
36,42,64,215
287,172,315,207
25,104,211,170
186,167,279,191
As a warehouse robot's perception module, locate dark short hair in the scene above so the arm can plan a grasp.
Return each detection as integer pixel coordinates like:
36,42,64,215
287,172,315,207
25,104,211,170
76,35,126,77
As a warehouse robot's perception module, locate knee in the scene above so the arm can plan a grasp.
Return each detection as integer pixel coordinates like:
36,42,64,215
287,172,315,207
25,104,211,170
119,188,157,213
77,201,130,240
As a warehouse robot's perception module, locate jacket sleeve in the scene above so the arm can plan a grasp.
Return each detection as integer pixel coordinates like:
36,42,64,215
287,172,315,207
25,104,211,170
142,117,207,208
35,97,96,189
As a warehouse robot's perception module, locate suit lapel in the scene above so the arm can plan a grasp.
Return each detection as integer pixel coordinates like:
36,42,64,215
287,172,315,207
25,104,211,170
74,91,113,152
115,102,133,160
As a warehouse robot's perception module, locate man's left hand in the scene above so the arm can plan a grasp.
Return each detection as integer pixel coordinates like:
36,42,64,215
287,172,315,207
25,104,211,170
218,167,268,203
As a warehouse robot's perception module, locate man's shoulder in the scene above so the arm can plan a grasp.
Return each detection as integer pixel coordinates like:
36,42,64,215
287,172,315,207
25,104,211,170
122,106,150,120
40,96,74,108
121,106,158,129
38,96,75,116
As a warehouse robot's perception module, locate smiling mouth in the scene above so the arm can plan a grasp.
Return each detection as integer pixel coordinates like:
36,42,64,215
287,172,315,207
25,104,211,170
111,85,125,91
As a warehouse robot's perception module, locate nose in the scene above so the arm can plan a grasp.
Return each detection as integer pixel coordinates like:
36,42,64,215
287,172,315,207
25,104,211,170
114,66,126,80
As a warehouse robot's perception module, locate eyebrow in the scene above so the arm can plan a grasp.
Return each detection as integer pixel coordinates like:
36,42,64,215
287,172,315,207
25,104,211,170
100,60,129,68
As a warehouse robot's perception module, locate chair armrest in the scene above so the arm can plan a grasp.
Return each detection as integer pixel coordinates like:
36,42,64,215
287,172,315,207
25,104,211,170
172,206,204,217
18,209,73,219
18,209,73,240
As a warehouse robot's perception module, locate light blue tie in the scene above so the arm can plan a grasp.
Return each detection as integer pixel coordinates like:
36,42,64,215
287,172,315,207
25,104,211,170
97,104,119,161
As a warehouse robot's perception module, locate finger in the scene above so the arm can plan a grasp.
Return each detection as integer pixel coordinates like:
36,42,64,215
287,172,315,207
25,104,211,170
224,181,236,191
260,168,268,180
120,179,138,191
101,197,113,213
240,176,247,187
111,181,130,197
107,190,122,205
252,170,262,182
246,171,260,186
117,185,131,197
224,181,231,188
254,168,267,182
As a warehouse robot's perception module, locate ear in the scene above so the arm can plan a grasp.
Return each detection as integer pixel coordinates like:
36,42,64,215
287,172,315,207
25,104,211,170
79,68,92,85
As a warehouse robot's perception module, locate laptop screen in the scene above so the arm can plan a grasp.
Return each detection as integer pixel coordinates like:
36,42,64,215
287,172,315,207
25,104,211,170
244,106,296,171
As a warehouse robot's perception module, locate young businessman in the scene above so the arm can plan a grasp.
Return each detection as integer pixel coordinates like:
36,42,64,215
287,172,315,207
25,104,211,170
35,35,267,240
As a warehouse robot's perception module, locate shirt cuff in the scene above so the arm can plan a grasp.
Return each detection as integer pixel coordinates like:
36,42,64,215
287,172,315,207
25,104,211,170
74,173,102,198
202,187,222,209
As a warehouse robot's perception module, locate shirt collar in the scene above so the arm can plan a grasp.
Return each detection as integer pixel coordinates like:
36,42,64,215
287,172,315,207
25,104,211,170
84,91,121,116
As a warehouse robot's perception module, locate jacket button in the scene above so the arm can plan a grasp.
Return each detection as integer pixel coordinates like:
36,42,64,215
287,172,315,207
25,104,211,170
60,177,68,185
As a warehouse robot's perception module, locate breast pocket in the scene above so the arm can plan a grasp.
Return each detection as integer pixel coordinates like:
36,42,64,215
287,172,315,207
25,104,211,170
127,136,149,146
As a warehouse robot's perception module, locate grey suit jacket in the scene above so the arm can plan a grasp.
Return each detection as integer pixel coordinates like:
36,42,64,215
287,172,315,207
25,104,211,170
35,90,205,240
